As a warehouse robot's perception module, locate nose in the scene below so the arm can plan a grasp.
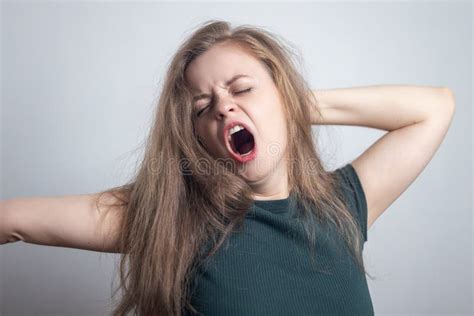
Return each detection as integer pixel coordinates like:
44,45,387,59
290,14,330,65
213,95,236,120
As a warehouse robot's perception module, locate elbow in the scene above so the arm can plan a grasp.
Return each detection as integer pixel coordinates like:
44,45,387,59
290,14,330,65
428,87,456,122
440,87,456,112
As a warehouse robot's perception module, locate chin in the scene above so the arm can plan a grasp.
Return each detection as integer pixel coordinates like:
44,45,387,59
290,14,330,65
237,162,273,184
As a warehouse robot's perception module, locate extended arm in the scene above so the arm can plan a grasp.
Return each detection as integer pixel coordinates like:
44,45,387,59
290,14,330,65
0,193,124,253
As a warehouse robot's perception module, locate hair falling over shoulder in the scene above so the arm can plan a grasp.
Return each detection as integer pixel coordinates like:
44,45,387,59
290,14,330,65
95,19,374,316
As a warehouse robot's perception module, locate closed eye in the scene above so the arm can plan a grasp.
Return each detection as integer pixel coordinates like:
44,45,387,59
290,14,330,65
234,88,252,95
196,88,252,117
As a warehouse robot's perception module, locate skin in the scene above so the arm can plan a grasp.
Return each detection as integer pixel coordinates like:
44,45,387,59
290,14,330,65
185,41,290,200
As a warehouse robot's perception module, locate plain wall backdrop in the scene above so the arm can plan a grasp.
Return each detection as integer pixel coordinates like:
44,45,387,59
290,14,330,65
1,1,472,315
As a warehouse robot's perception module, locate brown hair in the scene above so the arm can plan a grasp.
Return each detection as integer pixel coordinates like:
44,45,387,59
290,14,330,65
95,19,374,316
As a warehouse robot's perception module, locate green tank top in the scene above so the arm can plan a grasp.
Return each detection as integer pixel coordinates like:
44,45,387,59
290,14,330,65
186,163,373,315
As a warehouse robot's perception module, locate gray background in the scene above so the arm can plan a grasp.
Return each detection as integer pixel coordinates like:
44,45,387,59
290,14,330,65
1,1,472,315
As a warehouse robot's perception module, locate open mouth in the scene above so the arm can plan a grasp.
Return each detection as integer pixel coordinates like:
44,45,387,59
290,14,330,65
230,127,254,155
225,123,257,163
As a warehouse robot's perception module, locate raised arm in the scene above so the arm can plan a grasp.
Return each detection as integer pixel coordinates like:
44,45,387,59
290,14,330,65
309,85,455,230
0,192,125,253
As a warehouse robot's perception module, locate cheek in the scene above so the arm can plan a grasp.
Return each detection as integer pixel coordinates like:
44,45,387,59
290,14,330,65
269,102,288,148
201,124,218,142
258,97,286,130
250,97,278,128
254,105,287,156
195,120,211,137
196,122,222,152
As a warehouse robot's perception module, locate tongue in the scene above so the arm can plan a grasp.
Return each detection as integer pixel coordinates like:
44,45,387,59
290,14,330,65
232,128,254,155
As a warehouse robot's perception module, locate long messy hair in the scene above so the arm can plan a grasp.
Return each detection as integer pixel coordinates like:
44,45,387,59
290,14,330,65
95,19,374,316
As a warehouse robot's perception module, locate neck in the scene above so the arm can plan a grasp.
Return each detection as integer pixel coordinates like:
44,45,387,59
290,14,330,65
249,164,289,201
252,191,289,201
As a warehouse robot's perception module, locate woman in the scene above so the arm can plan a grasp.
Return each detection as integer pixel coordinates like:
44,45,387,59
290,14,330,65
0,20,455,316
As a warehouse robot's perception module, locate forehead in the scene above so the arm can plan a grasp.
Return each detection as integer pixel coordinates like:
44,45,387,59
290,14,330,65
185,42,265,92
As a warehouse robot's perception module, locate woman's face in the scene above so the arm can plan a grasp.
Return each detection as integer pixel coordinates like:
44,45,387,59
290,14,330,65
185,42,288,187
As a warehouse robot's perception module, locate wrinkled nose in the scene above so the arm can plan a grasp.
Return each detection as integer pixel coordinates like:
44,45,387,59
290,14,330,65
214,96,236,120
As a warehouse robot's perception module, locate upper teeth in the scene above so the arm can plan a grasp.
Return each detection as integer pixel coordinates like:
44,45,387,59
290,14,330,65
228,125,244,141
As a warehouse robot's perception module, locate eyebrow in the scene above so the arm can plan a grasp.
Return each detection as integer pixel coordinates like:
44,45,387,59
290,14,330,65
192,74,251,103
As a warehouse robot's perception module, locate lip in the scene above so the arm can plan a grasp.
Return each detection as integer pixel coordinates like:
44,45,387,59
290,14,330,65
222,120,258,164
